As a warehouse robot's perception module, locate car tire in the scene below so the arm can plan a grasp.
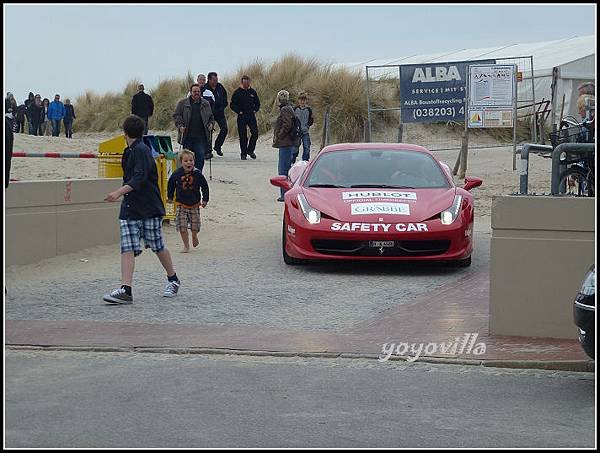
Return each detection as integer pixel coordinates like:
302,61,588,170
452,255,472,267
579,328,595,359
282,220,305,265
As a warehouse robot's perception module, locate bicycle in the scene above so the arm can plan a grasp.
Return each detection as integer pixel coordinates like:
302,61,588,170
549,116,595,197
559,154,595,197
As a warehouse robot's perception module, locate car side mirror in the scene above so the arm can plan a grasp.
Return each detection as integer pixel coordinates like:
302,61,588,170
463,176,483,191
288,161,308,184
270,176,292,191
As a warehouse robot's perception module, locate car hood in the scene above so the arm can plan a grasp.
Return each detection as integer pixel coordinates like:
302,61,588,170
302,187,457,223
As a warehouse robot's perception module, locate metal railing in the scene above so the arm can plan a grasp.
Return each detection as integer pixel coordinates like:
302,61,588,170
517,143,553,194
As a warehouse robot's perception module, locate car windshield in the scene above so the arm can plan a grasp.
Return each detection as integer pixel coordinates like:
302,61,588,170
304,149,450,189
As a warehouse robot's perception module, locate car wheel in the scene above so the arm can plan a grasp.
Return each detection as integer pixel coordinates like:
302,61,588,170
452,255,472,267
579,328,595,359
282,220,305,265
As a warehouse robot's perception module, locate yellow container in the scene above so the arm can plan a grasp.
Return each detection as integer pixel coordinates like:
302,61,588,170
98,135,127,154
97,154,123,178
156,155,176,221
98,136,176,221
98,135,127,179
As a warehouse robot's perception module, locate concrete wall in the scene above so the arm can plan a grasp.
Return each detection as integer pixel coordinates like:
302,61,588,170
5,179,122,266
490,195,595,339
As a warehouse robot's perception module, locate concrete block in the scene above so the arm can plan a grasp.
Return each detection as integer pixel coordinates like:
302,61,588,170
490,195,595,339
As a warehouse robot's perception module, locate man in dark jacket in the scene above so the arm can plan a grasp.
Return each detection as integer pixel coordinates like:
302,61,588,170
131,84,154,135
204,72,228,156
272,90,297,201
24,92,35,135
230,75,260,160
15,104,26,133
173,83,214,173
28,95,43,136
63,99,76,138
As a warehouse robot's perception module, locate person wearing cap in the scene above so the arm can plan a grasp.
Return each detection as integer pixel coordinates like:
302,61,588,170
131,84,154,135
230,75,260,160
272,89,297,201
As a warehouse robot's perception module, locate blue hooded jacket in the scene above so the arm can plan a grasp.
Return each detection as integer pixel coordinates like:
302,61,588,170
48,100,65,120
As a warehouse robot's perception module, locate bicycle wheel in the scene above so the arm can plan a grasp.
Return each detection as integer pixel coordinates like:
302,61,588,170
559,167,593,197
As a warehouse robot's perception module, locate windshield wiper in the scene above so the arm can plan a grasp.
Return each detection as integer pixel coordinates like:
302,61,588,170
308,184,347,188
349,184,415,189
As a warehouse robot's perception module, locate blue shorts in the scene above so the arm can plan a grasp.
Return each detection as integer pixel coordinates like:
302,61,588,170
119,217,165,256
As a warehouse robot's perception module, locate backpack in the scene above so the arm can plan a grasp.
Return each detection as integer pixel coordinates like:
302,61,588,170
290,113,303,139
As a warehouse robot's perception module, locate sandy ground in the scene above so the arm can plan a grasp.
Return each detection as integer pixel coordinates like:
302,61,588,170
6,130,554,325
10,129,554,218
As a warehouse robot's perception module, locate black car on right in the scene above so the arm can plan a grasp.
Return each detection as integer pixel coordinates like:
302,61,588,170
573,264,595,359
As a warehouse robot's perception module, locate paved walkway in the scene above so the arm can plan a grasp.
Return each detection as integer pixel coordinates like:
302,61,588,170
5,147,592,370
6,259,591,370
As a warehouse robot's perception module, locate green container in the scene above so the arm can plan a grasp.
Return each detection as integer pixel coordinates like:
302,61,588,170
142,135,160,158
157,135,176,158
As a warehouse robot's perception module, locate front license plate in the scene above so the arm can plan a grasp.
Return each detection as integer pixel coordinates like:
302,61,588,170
370,241,394,248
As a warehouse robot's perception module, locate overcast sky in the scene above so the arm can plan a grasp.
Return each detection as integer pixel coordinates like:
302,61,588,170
3,3,597,103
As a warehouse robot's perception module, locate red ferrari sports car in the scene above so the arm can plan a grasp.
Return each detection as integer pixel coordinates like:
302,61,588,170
270,143,482,266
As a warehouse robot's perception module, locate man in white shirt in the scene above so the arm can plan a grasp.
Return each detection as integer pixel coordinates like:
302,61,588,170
197,74,215,107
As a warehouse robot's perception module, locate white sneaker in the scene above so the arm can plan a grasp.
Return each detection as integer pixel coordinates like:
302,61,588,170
103,287,133,304
164,280,180,298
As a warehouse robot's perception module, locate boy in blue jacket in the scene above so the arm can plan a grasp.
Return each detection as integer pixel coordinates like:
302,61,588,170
167,149,210,253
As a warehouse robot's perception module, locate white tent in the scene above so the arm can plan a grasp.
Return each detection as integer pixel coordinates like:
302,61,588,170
336,35,595,123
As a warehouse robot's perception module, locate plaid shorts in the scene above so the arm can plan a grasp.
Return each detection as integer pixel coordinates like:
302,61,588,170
175,205,201,232
119,217,165,256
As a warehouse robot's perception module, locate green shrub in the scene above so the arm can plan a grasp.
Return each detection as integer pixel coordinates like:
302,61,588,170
73,54,392,143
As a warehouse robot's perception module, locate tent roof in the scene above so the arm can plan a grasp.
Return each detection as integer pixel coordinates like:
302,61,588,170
338,35,595,74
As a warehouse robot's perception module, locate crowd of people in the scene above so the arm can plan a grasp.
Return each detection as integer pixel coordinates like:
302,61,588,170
7,75,593,307
131,72,314,172
98,73,317,304
5,91,76,138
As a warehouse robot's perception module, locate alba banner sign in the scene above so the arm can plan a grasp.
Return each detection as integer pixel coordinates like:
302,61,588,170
400,59,495,123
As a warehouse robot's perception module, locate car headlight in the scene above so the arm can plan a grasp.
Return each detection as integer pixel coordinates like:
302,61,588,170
440,195,463,225
580,266,595,296
297,193,321,224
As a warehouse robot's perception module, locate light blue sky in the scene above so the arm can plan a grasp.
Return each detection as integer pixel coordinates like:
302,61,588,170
3,4,596,104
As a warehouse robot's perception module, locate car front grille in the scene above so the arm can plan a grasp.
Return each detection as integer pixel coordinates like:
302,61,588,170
311,239,451,257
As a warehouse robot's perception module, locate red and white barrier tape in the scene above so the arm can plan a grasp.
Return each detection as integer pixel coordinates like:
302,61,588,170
13,152,97,158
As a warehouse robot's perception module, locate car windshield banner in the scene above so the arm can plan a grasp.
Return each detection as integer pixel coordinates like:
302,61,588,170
400,59,496,123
